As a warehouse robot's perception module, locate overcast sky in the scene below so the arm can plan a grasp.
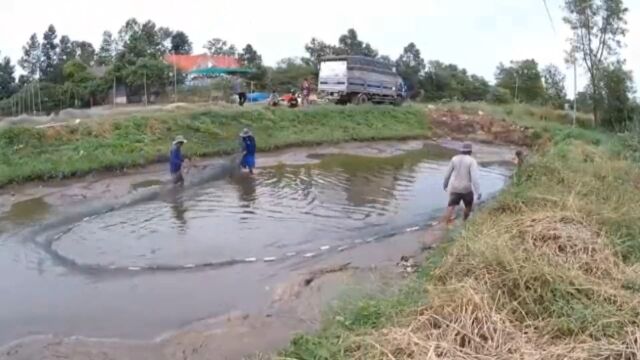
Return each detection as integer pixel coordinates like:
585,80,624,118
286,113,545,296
1,0,639,93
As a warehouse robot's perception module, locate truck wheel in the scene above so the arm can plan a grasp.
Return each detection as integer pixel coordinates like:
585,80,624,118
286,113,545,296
352,94,368,105
393,98,405,107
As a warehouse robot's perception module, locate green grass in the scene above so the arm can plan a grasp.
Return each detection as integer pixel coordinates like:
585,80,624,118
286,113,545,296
281,104,640,359
0,105,428,186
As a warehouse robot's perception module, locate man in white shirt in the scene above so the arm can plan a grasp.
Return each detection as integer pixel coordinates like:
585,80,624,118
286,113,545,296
442,142,482,224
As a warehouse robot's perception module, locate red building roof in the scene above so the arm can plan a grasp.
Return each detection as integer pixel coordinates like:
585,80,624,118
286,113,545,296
164,54,241,72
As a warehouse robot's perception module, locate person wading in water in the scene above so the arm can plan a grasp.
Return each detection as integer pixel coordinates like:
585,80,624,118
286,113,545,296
442,142,482,224
239,128,257,175
169,135,188,185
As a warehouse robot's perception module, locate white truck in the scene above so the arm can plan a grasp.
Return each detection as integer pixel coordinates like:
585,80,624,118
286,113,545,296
318,56,406,105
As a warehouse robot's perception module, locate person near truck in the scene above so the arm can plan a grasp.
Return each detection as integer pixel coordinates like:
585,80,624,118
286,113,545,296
442,142,482,224
169,135,188,185
268,88,279,107
301,78,311,106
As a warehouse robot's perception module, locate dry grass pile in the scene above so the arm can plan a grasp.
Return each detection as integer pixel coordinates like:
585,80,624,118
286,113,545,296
356,141,640,359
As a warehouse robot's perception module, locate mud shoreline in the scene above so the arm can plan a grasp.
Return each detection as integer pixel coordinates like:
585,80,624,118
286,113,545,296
0,139,516,360
0,139,517,214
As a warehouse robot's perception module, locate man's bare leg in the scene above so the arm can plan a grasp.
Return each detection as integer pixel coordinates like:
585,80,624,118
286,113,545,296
442,206,457,225
463,205,472,221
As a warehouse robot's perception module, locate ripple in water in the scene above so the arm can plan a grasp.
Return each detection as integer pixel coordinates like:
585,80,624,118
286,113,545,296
51,148,512,269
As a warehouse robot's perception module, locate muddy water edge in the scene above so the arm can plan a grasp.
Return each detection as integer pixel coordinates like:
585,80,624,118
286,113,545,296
0,140,516,360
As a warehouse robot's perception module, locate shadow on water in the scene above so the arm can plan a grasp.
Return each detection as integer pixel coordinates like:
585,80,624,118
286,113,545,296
162,188,188,233
232,174,258,204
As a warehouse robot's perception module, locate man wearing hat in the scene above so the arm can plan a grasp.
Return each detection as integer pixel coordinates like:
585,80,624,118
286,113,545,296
169,135,188,185
442,142,482,224
239,128,256,175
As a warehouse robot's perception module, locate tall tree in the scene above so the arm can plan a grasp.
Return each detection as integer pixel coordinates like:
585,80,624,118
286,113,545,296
96,31,116,66
422,61,490,102
72,41,96,65
304,38,337,71
58,35,76,64
541,64,567,109
395,42,426,99
18,33,42,79
170,31,192,55
337,29,378,57
156,26,174,54
377,55,394,68
116,18,169,65
495,59,545,104
203,38,237,56
63,59,95,84
563,0,628,125
463,75,492,101
62,59,96,107
0,53,16,100
239,44,262,67
270,57,316,92
40,24,59,80
239,44,267,86
599,62,635,129
124,57,171,101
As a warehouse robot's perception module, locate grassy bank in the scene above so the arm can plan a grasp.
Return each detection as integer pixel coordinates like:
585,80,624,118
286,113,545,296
282,105,640,359
0,105,428,186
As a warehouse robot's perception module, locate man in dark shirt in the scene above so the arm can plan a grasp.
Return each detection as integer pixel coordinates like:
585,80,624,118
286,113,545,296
169,135,187,185
239,128,256,175
232,76,247,106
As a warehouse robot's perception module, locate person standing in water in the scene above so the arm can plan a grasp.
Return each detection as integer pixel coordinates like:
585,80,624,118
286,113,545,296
442,142,482,224
239,128,256,175
169,135,188,185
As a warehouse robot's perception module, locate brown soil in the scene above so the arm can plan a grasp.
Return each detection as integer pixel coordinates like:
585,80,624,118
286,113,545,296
428,108,535,147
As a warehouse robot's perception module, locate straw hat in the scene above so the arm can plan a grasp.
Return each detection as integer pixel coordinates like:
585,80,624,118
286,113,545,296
172,135,187,145
239,128,253,137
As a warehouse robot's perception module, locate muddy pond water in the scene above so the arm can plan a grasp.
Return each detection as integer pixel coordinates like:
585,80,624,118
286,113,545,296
0,142,513,345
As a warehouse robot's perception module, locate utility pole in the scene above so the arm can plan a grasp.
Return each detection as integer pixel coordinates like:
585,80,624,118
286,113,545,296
573,57,577,127
143,70,148,106
173,52,178,103
30,84,36,114
113,77,116,107
514,73,519,103
37,80,42,114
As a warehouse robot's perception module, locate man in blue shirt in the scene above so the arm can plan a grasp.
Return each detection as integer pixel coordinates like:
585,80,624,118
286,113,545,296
169,135,187,185
239,128,256,175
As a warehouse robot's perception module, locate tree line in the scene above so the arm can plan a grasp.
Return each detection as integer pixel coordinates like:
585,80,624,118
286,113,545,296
0,0,636,129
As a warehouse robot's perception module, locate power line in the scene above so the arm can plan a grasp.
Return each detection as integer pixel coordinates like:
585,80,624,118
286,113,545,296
542,0,577,124
542,0,557,35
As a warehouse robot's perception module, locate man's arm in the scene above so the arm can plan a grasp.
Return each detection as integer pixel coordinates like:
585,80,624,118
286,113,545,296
471,160,481,199
443,161,454,191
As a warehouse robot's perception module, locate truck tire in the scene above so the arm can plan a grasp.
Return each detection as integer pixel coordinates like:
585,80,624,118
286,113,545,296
352,94,368,105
